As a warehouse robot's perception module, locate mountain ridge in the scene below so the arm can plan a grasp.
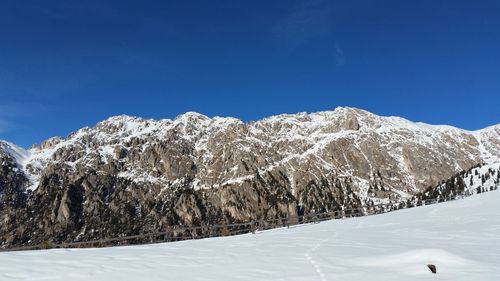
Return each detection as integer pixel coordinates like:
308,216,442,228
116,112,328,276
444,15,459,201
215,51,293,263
5,106,500,149
1,107,499,195
2,106,498,193
0,107,499,247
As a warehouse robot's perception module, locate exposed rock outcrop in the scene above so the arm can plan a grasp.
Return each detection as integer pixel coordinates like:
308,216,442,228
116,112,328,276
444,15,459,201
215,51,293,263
0,107,499,247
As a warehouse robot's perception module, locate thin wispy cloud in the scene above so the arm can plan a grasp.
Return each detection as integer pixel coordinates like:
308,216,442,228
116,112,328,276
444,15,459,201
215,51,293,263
0,102,46,137
271,0,334,51
0,105,15,135
334,41,345,66
0,105,14,135
0,119,6,133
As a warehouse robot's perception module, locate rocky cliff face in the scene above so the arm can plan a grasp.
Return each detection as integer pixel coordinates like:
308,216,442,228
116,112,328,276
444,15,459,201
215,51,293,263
1,107,499,247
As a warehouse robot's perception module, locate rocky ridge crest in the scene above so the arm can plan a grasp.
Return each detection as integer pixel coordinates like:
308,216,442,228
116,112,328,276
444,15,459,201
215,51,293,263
0,107,499,246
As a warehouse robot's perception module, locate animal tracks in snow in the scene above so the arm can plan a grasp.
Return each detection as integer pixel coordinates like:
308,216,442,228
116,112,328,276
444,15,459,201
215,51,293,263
305,239,330,281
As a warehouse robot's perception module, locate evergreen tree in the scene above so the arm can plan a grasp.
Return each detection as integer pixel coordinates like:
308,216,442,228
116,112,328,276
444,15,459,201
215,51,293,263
455,176,466,194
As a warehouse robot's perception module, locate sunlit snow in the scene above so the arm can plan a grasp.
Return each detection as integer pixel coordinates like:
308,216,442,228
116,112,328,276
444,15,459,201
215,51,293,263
1,191,499,281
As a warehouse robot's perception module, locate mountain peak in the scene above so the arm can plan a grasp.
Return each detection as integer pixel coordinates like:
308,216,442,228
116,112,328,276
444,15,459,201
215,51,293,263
175,111,210,121
99,114,148,125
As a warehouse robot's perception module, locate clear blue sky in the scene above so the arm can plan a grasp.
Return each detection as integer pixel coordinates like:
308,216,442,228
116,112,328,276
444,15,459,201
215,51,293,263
1,0,499,147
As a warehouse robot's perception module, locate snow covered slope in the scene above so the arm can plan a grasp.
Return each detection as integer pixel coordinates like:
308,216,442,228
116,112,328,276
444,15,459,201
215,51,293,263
464,162,500,193
1,191,499,281
0,140,30,169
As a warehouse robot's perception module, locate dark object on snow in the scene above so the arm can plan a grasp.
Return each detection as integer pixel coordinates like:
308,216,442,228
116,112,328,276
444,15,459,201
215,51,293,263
427,264,437,274
296,205,305,223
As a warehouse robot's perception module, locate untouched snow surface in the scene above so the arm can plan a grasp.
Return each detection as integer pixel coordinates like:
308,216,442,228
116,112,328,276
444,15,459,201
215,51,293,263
1,191,500,280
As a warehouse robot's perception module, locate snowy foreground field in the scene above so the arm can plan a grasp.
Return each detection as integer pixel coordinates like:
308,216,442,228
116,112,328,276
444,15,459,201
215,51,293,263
2,192,500,281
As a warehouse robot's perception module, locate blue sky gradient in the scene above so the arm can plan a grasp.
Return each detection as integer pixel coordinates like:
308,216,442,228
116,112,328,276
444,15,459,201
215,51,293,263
1,0,499,147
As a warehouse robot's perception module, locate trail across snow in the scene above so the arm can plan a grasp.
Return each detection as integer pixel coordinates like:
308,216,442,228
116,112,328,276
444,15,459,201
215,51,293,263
1,191,500,281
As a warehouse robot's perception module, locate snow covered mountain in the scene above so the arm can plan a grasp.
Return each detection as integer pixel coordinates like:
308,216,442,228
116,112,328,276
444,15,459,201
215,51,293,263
0,107,499,247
